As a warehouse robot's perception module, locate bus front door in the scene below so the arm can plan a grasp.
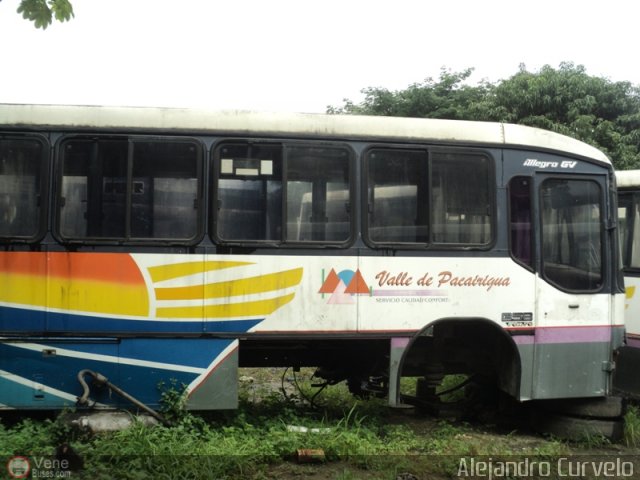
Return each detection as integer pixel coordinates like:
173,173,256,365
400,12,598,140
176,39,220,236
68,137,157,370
533,174,613,399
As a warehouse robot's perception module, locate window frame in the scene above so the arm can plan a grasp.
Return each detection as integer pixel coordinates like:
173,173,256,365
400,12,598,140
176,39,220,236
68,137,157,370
54,134,205,246
210,139,356,248
617,192,634,270
362,145,496,250
617,190,640,273
0,133,49,244
538,176,605,293
508,175,535,271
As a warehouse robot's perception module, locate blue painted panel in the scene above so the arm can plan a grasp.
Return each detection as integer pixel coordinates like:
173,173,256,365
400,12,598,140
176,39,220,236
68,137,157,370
0,306,262,334
0,338,236,409
0,375,76,409
0,307,46,332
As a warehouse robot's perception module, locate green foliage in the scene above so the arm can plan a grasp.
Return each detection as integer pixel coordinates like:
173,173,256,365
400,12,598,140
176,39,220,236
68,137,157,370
437,374,469,403
157,380,189,424
491,62,640,169
624,404,640,447
17,0,74,29
0,392,625,480
329,63,640,169
0,417,55,455
328,67,491,121
574,430,611,449
0,371,629,478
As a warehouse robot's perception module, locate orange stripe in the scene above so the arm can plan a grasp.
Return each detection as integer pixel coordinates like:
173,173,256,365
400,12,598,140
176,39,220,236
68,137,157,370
0,252,47,276
0,252,144,285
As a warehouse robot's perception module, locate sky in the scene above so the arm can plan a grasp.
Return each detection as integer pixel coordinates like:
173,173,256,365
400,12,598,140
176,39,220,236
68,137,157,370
0,0,638,114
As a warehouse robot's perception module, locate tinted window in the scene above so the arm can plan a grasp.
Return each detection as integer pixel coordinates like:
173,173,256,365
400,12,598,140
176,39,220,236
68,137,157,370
367,149,428,243
618,192,640,269
365,148,492,246
431,152,491,244
541,179,602,290
58,137,201,241
215,142,352,244
0,136,45,240
216,143,283,241
286,146,350,242
509,176,533,268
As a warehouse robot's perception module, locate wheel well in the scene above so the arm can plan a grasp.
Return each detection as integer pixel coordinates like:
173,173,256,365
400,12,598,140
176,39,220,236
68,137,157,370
399,318,522,399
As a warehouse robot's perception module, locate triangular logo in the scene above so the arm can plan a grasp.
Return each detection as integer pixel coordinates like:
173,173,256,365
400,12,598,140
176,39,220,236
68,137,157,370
328,280,355,304
319,268,340,294
345,269,369,294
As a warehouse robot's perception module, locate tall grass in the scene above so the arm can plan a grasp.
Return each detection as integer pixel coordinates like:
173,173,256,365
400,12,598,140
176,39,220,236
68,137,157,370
0,371,633,479
624,404,640,448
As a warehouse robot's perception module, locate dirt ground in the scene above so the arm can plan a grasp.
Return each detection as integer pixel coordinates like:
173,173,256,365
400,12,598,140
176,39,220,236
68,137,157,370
263,411,640,480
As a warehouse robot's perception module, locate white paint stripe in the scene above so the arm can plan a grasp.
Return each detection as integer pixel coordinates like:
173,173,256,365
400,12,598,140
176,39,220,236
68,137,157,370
155,286,299,308
0,368,106,405
136,253,159,319
8,343,205,374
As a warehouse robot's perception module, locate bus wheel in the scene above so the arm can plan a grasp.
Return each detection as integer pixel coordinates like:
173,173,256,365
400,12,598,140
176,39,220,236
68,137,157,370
530,409,624,442
534,396,626,419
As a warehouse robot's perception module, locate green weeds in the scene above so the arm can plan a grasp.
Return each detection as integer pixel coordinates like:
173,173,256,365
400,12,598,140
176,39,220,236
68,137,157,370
624,404,640,447
1,370,636,479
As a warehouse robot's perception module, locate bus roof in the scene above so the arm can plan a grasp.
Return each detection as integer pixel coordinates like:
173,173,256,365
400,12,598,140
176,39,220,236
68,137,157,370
0,103,611,165
616,169,640,188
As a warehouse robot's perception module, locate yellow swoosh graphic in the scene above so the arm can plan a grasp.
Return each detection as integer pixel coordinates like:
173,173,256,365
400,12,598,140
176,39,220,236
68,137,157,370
155,268,303,300
156,293,296,318
0,273,148,316
148,260,253,283
626,286,636,309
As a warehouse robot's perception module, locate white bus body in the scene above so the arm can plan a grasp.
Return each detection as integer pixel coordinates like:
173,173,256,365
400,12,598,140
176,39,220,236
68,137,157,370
0,104,624,411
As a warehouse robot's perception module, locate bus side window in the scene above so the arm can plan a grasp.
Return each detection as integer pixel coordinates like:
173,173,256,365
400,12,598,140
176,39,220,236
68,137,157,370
216,143,282,242
60,139,128,239
431,152,491,245
131,141,200,240
618,193,633,268
365,148,492,247
630,193,640,268
509,176,533,268
286,146,351,243
59,138,201,241
619,192,640,269
366,149,428,244
0,137,44,240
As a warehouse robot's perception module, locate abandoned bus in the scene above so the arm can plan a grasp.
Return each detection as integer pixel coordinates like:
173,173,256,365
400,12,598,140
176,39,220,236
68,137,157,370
614,169,640,397
0,104,624,412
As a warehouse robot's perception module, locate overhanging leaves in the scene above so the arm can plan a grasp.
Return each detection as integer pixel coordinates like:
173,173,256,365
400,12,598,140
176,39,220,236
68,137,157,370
17,0,74,29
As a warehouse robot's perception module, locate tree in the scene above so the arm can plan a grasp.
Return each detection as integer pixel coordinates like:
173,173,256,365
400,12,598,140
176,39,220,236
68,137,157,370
17,0,74,29
328,63,640,169
489,63,640,169
327,68,493,121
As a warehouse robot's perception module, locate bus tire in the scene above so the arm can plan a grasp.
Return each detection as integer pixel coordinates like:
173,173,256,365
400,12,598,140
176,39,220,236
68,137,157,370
536,396,625,419
530,410,624,441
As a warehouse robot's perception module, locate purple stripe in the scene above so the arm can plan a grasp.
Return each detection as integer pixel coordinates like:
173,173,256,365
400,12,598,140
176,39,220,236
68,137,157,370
626,336,640,349
391,337,411,348
536,326,612,343
512,335,535,345
512,326,620,345
372,289,447,297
